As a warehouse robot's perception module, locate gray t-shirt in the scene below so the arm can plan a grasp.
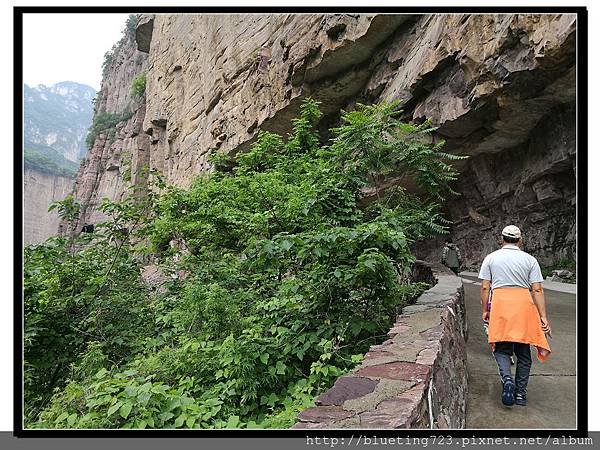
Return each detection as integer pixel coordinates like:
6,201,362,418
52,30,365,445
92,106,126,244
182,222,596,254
478,244,544,289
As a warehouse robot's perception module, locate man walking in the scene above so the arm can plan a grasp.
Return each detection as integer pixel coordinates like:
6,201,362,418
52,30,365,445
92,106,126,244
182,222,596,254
478,225,551,407
441,238,463,275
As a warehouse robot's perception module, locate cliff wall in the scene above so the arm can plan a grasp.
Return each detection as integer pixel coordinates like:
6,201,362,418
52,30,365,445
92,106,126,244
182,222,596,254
72,30,149,225
23,168,74,244
74,13,576,266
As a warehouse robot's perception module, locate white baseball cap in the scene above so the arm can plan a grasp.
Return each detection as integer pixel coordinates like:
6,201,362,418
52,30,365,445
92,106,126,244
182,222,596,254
502,225,521,239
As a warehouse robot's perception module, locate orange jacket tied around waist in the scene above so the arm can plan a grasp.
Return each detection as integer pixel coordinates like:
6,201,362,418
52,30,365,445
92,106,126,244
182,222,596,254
487,287,551,361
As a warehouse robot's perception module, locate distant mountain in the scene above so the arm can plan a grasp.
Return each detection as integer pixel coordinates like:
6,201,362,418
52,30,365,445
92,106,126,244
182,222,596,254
24,81,96,176
24,143,80,179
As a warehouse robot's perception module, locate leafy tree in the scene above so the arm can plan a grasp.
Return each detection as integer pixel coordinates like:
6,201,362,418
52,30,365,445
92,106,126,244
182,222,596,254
25,186,161,423
125,14,138,38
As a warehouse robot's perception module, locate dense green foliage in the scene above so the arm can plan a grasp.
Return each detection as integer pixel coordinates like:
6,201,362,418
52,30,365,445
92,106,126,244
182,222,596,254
25,99,464,429
85,110,133,149
24,145,79,178
25,193,156,423
131,73,146,98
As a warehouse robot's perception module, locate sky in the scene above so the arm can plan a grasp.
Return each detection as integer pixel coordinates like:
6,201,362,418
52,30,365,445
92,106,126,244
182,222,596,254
23,13,131,91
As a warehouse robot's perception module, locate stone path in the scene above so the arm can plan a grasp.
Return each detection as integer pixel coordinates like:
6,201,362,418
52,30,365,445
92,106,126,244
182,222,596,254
461,275,577,429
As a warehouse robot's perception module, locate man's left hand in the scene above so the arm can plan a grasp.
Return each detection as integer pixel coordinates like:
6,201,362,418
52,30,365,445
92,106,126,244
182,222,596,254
540,316,551,335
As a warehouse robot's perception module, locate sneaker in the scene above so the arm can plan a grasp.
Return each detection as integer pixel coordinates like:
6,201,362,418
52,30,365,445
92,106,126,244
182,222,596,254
502,377,516,407
515,393,527,406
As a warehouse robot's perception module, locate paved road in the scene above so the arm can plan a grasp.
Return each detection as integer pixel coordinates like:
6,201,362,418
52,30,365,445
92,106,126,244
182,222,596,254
461,278,577,429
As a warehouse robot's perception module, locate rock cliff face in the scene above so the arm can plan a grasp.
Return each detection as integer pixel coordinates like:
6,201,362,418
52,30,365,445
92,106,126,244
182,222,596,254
72,29,149,225
23,168,74,244
415,103,576,266
75,13,576,265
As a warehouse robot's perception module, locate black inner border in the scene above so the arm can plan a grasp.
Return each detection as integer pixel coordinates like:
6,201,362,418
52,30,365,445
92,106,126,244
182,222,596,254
13,5,588,439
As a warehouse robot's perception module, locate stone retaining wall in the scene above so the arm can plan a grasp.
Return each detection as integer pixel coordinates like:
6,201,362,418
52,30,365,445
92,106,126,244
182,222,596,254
293,261,467,429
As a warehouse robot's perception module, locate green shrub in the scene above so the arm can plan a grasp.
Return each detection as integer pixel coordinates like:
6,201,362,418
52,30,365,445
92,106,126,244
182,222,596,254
25,193,157,423
85,110,134,149
131,73,146,99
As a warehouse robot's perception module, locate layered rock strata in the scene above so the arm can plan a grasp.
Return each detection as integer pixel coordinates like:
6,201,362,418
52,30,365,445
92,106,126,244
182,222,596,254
293,262,467,429
71,30,149,226
414,103,576,267
74,13,576,266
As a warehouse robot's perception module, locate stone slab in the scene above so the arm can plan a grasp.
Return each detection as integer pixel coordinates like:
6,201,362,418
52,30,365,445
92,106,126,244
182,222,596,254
343,379,415,414
315,376,378,406
297,405,356,423
355,361,430,382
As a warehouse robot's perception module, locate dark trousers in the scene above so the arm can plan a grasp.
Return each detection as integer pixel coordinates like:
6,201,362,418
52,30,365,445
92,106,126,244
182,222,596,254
493,341,532,394
449,266,460,275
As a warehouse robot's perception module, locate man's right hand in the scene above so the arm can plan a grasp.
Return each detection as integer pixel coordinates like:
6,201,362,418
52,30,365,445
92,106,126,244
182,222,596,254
540,316,551,335
482,311,489,323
